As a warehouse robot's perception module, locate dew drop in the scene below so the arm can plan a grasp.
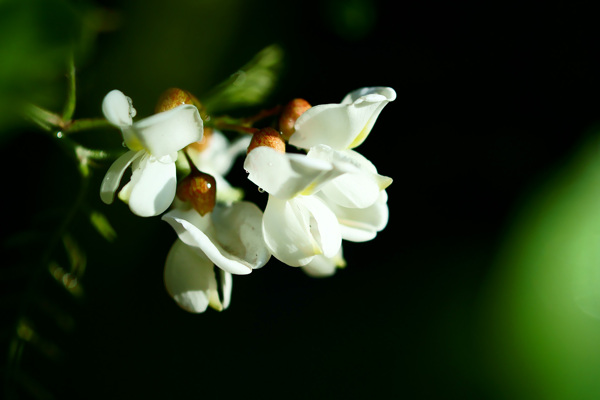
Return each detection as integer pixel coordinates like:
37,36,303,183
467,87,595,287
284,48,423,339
122,141,127,147
56,131,63,139
258,187,265,193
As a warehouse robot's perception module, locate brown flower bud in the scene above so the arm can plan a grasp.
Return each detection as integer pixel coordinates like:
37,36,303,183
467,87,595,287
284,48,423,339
186,127,214,154
279,98,311,141
176,170,216,216
155,88,196,113
247,127,285,154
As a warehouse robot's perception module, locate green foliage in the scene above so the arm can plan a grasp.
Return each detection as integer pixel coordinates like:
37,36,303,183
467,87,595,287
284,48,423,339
202,44,284,114
0,0,87,138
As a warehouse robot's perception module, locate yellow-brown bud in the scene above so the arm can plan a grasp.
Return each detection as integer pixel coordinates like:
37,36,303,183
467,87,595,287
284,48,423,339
247,127,285,154
279,98,311,141
176,171,216,216
186,127,214,154
155,88,196,113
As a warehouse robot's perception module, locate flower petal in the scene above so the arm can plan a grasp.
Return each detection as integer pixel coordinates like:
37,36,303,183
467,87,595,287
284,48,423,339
131,104,203,157
125,154,177,217
244,147,342,199
164,239,218,313
308,147,392,208
302,248,346,278
290,87,396,150
187,130,251,177
262,195,341,266
102,90,136,127
321,191,390,242
340,86,397,105
211,201,271,269
162,205,262,275
99,150,143,205
219,268,233,310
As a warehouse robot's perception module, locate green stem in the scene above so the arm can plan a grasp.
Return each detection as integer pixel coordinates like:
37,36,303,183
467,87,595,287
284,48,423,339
62,52,76,122
24,104,63,132
64,118,113,133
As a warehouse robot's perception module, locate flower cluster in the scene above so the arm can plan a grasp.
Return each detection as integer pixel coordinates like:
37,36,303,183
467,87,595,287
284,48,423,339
100,86,395,313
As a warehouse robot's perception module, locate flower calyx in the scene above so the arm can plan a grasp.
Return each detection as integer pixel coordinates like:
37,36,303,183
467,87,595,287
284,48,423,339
247,127,285,154
176,169,217,216
279,98,311,141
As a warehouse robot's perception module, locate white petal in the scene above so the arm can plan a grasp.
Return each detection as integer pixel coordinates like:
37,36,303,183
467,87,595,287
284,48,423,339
262,195,341,266
340,86,397,105
244,147,342,199
162,206,261,275
291,87,395,150
300,195,342,258
99,150,143,205
126,154,177,217
308,146,390,208
164,239,218,313
322,191,390,242
302,248,346,278
130,104,203,157
308,147,392,208
219,269,233,310
211,202,271,269
188,130,251,177
102,90,136,127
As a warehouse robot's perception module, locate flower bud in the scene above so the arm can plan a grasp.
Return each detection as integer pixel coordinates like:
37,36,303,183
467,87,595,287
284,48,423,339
155,88,197,113
176,170,216,216
247,127,285,154
186,127,214,154
279,98,311,141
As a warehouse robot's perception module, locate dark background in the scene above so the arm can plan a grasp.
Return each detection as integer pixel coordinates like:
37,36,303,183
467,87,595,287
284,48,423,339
3,0,600,398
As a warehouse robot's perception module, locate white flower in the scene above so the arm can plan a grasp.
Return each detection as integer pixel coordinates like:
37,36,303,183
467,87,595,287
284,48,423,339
289,87,396,151
287,87,394,239
244,146,347,267
99,90,203,217
183,129,251,203
162,201,270,313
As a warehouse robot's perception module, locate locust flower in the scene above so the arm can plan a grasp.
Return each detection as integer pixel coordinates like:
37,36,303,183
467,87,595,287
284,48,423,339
100,89,203,217
244,133,349,266
285,87,394,237
162,201,270,312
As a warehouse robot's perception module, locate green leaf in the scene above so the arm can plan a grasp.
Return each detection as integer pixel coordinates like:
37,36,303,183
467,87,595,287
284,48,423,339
202,44,284,114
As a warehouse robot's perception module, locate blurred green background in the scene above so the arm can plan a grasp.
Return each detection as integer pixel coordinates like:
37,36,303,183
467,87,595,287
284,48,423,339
3,0,600,399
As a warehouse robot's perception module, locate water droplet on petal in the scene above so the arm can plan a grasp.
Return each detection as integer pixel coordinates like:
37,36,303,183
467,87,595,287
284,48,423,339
258,187,265,193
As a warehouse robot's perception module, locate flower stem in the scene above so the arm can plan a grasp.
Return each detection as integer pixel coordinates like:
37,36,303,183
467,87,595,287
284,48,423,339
64,118,113,133
61,52,76,122
25,104,63,132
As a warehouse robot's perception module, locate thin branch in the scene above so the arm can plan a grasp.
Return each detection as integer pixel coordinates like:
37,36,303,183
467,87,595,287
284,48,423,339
61,52,76,122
